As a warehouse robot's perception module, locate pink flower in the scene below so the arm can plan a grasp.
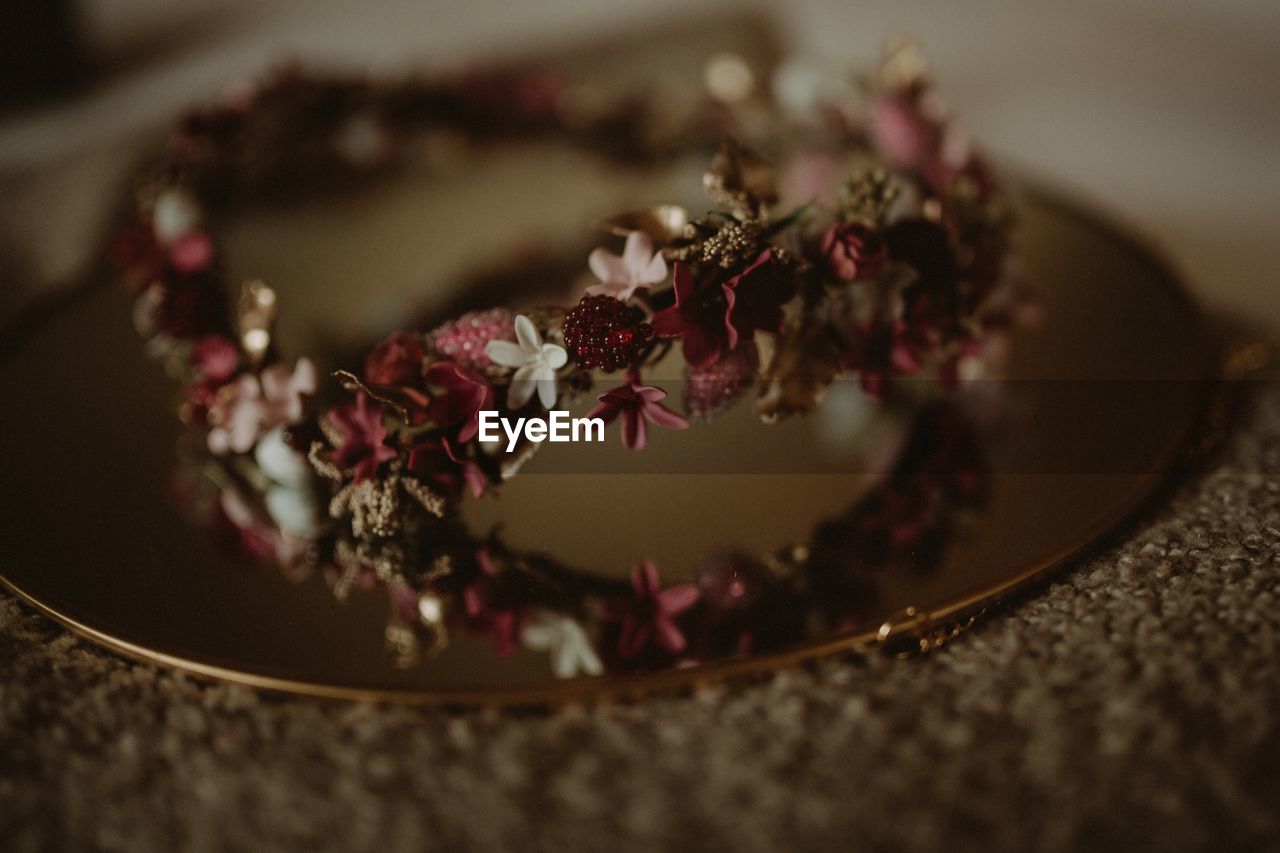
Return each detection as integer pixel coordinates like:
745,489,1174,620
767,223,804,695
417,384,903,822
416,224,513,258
820,222,886,282
207,358,317,454
651,252,793,369
683,340,759,421
586,231,668,302
588,380,687,450
870,95,943,173
602,561,700,659
428,308,514,371
424,361,492,443
364,332,425,387
329,393,397,481
191,335,239,383
170,231,214,274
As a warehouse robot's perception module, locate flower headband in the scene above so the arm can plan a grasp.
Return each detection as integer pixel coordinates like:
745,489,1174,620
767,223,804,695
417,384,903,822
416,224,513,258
114,43,1024,673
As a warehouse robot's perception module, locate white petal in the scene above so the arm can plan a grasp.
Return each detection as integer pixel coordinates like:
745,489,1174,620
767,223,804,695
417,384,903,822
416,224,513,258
577,643,603,677
584,281,626,299
535,374,558,409
153,189,200,244
621,231,651,268
259,363,291,401
642,252,668,284
485,339,530,368
265,484,321,537
589,248,626,285
507,365,537,409
207,428,230,455
255,427,312,486
552,643,578,679
541,343,567,369
564,620,602,676
218,488,257,529
514,314,542,352
291,358,318,395
521,624,554,650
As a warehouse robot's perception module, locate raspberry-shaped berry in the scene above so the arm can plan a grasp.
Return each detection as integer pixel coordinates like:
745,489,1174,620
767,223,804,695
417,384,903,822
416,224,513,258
561,294,653,372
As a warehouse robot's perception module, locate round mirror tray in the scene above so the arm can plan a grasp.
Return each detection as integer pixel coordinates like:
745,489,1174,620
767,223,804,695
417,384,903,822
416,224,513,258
0,172,1221,706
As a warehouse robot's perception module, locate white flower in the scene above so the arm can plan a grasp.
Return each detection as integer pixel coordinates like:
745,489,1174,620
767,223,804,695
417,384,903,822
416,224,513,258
586,231,668,302
249,427,324,538
254,426,312,486
152,189,201,245
484,314,567,409
264,484,322,538
521,610,603,679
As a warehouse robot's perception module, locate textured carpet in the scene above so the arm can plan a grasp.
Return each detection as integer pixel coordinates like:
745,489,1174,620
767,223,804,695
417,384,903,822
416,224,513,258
2,381,1279,853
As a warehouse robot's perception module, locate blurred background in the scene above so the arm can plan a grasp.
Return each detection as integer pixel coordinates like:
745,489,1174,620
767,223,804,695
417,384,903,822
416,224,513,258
1,0,1277,331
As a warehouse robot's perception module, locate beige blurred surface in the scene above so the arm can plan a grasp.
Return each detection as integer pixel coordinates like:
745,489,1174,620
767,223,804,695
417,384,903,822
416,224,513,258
1,0,1278,329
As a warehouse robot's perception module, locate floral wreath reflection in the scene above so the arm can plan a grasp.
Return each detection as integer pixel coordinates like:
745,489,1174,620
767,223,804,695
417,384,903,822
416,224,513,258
172,398,990,677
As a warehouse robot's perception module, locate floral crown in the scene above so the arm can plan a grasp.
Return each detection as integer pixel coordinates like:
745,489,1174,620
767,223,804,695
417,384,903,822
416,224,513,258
112,42,1024,674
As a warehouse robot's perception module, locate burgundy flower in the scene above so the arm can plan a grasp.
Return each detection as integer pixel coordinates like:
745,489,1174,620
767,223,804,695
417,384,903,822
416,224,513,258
462,548,520,656
722,250,795,348
407,436,489,499
819,222,886,283
651,251,794,368
843,320,931,398
151,277,228,339
364,332,426,387
602,561,700,659
424,361,492,443
695,552,769,611
651,262,718,366
111,220,163,289
329,393,397,481
587,379,688,450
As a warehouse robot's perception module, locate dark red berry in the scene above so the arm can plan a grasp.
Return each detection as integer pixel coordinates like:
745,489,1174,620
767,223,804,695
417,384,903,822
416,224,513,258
561,294,653,372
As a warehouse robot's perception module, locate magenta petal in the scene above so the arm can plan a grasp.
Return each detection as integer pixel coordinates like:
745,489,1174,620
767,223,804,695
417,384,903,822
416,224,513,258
462,585,485,617
618,619,649,660
681,326,721,369
587,399,621,424
634,385,667,403
643,401,688,430
891,342,923,373
634,560,661,596
621,408,646,450
721,282,741,350
657,584,700,615
653,614,687,654
671,262,696,303
463,460,488,498
650,305,685,338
